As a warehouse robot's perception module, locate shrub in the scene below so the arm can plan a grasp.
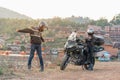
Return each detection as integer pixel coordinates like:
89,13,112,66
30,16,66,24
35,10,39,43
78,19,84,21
0,67,3,75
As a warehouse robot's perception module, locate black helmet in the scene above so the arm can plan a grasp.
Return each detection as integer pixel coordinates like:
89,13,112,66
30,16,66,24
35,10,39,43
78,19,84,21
87,28,94,35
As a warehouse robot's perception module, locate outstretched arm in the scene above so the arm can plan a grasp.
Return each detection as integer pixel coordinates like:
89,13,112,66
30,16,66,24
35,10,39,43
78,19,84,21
16,28,34,34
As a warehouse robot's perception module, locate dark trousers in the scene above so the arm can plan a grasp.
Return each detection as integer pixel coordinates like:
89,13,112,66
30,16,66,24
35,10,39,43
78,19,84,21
28,44,44,69
87,45,94,64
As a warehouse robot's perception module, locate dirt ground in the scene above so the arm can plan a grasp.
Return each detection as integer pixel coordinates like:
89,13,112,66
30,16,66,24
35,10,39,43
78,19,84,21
0,61,120,80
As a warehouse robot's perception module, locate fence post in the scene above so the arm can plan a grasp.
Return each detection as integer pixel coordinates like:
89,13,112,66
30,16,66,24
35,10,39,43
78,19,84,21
118,48,120,61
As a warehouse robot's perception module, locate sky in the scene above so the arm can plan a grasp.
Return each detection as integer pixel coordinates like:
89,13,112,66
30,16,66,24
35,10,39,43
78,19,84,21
0,0,120,20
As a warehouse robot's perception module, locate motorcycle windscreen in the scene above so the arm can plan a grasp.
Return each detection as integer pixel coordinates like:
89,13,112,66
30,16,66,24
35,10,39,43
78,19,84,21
64,40,77,48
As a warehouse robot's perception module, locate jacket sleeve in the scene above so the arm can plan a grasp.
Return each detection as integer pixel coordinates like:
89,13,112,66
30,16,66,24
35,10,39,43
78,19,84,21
17,28,34,34
41,36,45,42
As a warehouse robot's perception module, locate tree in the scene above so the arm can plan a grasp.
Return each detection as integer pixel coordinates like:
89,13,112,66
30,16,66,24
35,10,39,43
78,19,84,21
110,14,120,25
96,18,109,28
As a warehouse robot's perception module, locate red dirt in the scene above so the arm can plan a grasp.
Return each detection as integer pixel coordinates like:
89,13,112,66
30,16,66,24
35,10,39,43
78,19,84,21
0,61,120,80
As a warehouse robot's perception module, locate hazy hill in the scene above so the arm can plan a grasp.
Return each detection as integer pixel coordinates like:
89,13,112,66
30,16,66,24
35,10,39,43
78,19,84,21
0,7,32,19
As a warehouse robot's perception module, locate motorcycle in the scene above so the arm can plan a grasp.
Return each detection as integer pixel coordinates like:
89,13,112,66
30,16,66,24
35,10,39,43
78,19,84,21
60,37,104,70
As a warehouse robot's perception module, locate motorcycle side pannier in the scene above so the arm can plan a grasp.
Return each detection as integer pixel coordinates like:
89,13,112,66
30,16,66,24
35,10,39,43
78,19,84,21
94,35,104,46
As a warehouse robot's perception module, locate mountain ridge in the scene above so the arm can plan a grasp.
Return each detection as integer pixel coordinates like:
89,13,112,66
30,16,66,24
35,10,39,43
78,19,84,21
0,7,32,19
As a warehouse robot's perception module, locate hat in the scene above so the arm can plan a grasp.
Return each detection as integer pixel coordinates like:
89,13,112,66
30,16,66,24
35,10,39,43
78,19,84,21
39,21,48,27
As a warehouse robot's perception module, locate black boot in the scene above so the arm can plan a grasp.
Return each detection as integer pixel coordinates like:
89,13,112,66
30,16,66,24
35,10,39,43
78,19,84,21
88,64,93,71
40,66,44,72
28,65,31,70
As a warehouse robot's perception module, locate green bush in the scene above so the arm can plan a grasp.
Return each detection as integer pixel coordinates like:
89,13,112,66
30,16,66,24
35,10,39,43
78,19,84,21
0,67,3,75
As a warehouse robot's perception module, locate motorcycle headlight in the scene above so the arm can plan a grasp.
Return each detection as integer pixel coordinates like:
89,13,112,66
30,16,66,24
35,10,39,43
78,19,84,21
67,45,74,48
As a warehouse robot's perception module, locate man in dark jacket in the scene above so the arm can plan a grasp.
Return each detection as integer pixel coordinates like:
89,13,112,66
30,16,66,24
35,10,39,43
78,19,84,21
85,28,96,71
17,21,48,72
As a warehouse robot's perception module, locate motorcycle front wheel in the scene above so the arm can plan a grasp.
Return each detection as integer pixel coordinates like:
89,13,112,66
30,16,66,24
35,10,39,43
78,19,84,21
60,54,70,70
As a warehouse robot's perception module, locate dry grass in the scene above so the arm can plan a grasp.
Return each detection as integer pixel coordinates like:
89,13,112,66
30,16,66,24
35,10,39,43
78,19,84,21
0,60,120,80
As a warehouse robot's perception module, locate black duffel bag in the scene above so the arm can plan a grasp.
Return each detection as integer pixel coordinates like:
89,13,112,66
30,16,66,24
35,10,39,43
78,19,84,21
93,35,105,46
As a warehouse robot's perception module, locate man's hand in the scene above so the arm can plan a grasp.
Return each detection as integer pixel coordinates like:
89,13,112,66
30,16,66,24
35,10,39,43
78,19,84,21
16,29,19,32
